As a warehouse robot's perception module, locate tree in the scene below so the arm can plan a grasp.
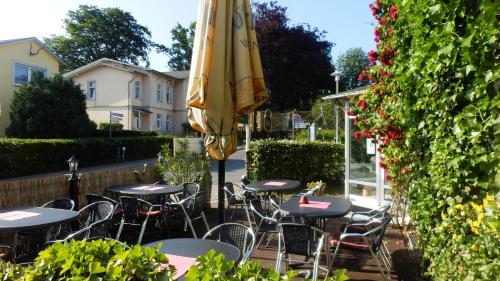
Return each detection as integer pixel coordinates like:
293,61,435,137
166,22,196,71
45,5,166,72
254,2,334,111
6,73,96,138
335,47,370,91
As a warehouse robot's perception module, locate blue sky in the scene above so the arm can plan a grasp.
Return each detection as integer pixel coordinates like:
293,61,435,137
1,0,375,72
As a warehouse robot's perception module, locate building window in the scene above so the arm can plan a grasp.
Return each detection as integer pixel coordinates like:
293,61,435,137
134,81,142,99
13,63,47,86
166,114,172,132
156,113,162,128
156,84,163,102
134,112,141,129
87,81,96,99
166,85,173,104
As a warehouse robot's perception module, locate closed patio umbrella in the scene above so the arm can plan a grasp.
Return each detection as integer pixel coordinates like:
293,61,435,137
187,0,268,223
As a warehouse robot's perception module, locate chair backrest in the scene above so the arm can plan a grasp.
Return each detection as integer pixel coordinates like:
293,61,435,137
86,194,118,207
224,182,240,205
42,198,75,210
240,176,251,188
278,223,317,256
249,200,277,226
182,182,200,197
202,223,255,263
180,191,205,218
88,218,112,239
119,196,140,221
79,201,114,226
64,225,91,242
370,216,392,252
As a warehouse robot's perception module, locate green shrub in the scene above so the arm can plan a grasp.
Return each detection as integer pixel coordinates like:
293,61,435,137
92,129,158,138
98,122,124,131
247,140,344,184
0,136,172,179
0,239,173,280
295,128,344,142
354,0,499,280
186,249,349,281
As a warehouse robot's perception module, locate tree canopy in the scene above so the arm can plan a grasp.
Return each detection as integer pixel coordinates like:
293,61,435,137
254,1,335,111
45,5,166,72
6,74,96,138
166,22,196,71
335,47,370,91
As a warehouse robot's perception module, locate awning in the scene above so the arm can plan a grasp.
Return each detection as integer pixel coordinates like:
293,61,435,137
132,106,153,113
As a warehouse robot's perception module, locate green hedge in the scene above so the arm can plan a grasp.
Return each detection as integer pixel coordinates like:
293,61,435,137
0,136,171,179
247,139,344,184
92,129,158,138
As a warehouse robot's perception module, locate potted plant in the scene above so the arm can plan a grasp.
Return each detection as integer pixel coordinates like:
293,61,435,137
306,180,326,196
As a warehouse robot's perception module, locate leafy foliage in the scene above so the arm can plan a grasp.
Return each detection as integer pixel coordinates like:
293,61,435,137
0,136,171,179
186,250,349,281
98,122,124,131
0,239,173,280
6,74,96,138
45,5,166,71
247,139,344,184
253,1,334,111
334,47,371,91
354,0,499,279
166,22,196,71
158,138,211,190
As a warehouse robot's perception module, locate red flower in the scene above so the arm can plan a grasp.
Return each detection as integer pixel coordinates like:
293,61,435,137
357,100,367,111
378,17,387,26
354,116,359,125
389,5,398,20
384,173,391,182
368,50,378,65
347,111,357,116
402,167,409,174
354,131,362,141
362,130,372,138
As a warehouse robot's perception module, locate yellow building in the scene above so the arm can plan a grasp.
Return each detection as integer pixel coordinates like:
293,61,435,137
65,58,188,134
0,37,61,136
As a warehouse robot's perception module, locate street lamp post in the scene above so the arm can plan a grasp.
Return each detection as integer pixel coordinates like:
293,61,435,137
67,155,80,210
330,71,342,143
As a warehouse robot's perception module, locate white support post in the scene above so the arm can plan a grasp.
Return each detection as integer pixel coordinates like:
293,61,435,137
344,99,350,199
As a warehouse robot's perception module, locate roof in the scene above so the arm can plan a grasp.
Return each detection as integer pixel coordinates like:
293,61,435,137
64,58,153,78
321,86,369,100
0,37,63,64
164,70,190,80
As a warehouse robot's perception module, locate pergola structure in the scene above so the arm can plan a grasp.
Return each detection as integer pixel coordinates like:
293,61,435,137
322,86,391,209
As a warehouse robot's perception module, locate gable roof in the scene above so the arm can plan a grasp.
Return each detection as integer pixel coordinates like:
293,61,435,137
0,37,63,64
64,58,177,79
164,70,190,80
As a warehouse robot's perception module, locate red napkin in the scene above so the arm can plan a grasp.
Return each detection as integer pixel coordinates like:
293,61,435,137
264,181,286,186
162,254,198,280
299,200,331,209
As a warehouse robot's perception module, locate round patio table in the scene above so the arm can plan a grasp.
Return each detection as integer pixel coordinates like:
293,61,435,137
144,238,241,262
106,184,183,196
0,207,79,231
245,179,301,193
280,196,352,219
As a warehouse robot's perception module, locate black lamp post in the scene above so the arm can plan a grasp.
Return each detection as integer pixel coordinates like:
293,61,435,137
67,155,80,210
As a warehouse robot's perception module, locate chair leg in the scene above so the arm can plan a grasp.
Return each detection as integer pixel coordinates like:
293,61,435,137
325,245,342,279
186,218,198,238
116,218,125,241
138,217,149,245
368,247,389,281
201,211,210,232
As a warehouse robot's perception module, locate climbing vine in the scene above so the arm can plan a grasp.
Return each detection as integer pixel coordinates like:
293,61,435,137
353,0,499,279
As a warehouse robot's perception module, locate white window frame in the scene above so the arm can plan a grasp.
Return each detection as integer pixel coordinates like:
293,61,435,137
87,81,96,100
166,85,173,104
134,81,142,100
156,113,162,128
12,62,48,86
134,112,142,129
165,114,173,133
156,83,163,102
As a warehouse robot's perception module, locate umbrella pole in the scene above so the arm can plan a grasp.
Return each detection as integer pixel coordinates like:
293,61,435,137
218,159,225,224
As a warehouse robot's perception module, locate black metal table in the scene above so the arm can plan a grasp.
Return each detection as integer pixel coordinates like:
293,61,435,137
0,207,79,231
245,180,301,193
145,238,241,280
280,196,352,219
106,184,183,196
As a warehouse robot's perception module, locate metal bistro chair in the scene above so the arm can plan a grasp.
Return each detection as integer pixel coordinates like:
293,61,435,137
46,224,92,246
276,223,327,281
116,196,163,244
202,223,255,263
249,200,280,249
41,198,75,210
327,216,393,281
165,191,209,238
224,182,253,226
78,201,114,238
0,245,13,263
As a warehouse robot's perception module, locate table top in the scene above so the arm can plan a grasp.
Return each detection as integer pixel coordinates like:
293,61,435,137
280,196,352,218
245,179,301,192
0,207,79,231
144,238,241,262
106,184,183,196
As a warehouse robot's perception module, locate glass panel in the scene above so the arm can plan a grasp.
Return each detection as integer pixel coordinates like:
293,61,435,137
349,183,376,199
14,64,28,85
349,119,376,183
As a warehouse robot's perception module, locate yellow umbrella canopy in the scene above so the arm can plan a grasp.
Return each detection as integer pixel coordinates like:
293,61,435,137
186,0,268,160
